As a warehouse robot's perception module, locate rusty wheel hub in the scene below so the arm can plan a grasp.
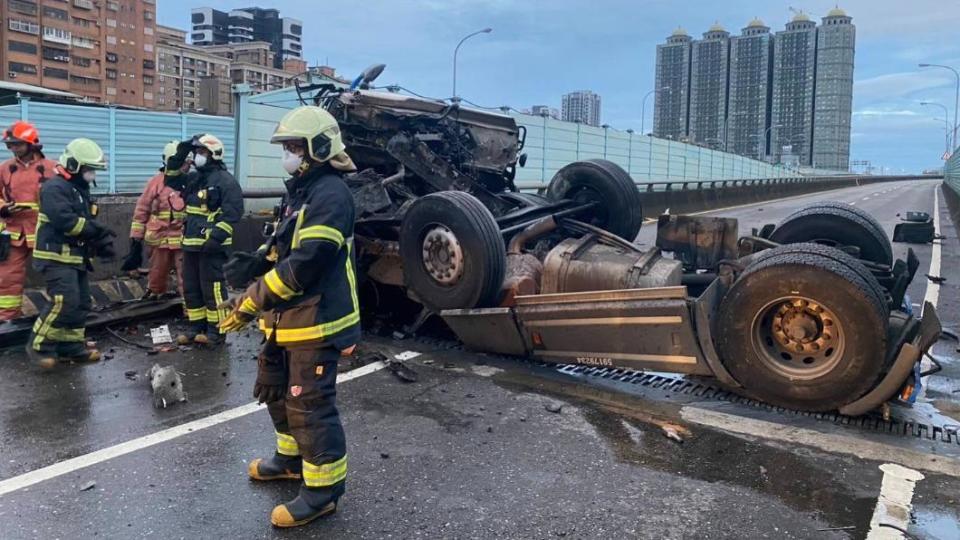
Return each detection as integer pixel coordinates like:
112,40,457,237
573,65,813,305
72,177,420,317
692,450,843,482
753,296,845,380
422,225,464,286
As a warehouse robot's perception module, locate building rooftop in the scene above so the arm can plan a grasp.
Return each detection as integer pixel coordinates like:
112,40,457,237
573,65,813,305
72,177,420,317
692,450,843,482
708,22,726,32
671,27,689,37
747,18,766,28
826,6,849,17
0,81,82,100
792,11,812,22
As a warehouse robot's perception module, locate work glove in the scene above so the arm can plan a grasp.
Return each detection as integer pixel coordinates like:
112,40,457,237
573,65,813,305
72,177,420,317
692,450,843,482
217,296,259,333
121,238,144,271
94,230,117,261
224,251,272,288
0,203,20,218
201,237,222,254
253,354,287,404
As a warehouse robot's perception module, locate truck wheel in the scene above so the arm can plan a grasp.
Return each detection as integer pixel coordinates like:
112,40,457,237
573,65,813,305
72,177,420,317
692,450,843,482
716,244,889,411
400,191,506,311
546,159,643,241
501,192,551,209
768,201,893,266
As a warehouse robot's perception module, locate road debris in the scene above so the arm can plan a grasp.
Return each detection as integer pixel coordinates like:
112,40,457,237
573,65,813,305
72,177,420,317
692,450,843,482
124,370,138,381
545,403,563,414
925,274,946,284
149,325,173,345
148,364,187,409
79,481,96,492
661,423,690,444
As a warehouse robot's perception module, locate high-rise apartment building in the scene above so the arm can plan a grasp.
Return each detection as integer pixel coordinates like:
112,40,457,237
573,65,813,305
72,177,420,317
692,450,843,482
770,12,818,166
0,0,157,107
688,24,730,149
561,90,601,126
191,7,302,69
812,8,855,170
653,28,692,139
528,105,559,119
726,19,773,158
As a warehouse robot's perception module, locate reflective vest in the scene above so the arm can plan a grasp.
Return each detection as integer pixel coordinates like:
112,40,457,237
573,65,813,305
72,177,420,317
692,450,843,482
245,166,360,350
180,165,243,252
34,174,98,269
130,172,185,248
0,156,58,248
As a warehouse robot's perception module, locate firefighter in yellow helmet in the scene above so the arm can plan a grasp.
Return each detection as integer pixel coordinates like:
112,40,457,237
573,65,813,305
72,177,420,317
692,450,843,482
27,138,114,369
219,106,359,528
165,133,243,346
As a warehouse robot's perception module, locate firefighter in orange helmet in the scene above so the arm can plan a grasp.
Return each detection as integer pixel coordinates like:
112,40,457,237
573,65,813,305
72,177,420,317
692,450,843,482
0,121,57,319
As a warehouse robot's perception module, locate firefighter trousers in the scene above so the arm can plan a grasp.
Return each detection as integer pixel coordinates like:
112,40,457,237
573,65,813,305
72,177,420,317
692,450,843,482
0,244,30,320
29,262,90,357
182,250,229,334
265,343,346,507
147,247,183,296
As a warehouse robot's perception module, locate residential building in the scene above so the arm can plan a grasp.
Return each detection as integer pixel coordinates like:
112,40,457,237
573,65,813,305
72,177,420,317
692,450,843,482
528,105,559,119
812,8,855,170
0,0,157,107
727,18,773,159
156,26,231,114
561,90,601,126
653,28,692,140
770,12,818,166
191,7,302,69
688,23,730,149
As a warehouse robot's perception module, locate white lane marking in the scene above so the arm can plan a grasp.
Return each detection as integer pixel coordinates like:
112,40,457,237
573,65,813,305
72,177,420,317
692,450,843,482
862,197,871,201
921,187,942,314
0,360,388,497
680,405,960,477
685,183,882,217
866,464,925,540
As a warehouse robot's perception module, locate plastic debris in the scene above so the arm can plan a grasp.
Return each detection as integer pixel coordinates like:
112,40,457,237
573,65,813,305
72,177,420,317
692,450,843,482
148,364,187,409
150,325,173,345
661,423,690,443
80,481,96,492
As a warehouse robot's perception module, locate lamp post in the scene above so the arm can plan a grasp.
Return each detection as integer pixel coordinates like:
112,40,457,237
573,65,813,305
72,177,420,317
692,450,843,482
919,63,959,149
932,116,950,157
453,28,492,100
921,102,950,155
641,86,669,136
757,124,781,161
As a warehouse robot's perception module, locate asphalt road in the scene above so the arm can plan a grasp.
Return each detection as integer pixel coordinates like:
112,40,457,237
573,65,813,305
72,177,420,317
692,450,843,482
0,179,957,539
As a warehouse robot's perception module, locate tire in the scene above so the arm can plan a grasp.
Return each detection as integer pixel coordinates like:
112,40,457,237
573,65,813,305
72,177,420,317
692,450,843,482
715,243,889,411
768,201,893,266
501,192,551,209
546,159,643,240
400,191,506,311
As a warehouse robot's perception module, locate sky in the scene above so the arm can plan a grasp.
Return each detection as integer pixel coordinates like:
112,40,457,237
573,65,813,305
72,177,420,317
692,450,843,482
158,0,960,173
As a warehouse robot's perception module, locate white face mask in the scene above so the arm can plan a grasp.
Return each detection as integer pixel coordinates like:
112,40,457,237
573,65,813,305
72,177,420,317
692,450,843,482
82,170,97,183
193,153,208,168
282,150,303,175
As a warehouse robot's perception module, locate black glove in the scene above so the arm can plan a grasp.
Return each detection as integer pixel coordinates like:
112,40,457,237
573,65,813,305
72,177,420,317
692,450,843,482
201,237,222,254
121,238,143,271
224,251,272,288
253,356,287,404
0,203,14,218
93,229,117,260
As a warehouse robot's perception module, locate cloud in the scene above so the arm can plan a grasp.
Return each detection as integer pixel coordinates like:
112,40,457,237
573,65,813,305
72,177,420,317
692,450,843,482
853,109,920,117
854,71,955,102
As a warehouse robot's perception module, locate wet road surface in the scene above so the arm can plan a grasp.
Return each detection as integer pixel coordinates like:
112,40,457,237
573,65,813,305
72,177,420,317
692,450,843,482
0,179,958,539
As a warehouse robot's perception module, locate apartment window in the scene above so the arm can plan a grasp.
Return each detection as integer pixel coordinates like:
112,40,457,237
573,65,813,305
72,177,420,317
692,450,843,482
71,36,96,49
42,6,68,20
69,75,98,87
72,56,92,68
106,52,118,63
43,67,68,79
144,27,154,36
42,46,70,63
143,59,155,70
8,62,38,75
144,44,154,53
72,17,94,28
144,11,154,21
8,40,38,55
143,75,154,85
8,19,40,35
73,0,95,9
106,68,117,79
106,1,118,11
106,87,117,96
106,19,117,28
7,0,37,16
144,92,153,101
42,27,72,45
106,36,117,45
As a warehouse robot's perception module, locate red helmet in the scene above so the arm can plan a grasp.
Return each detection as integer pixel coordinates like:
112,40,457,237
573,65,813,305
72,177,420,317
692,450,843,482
2,121,40,145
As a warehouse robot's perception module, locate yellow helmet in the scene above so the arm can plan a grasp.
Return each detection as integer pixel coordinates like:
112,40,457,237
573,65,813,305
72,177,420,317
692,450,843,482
192,133,225,161
270,106,345,163
59,138,107,173
162,140,179,164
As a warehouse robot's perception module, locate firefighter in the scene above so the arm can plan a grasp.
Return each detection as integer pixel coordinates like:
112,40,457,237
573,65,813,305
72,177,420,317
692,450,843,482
219,106,360,528
123,141,185,298
167,133,242,346
27,138,114,369
0,121,57,319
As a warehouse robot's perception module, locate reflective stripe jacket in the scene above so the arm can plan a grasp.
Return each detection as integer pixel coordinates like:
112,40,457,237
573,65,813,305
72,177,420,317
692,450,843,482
180,164,243,252
0,156,58,248
34,174,99,269
244,165,360,350
130,172,184,249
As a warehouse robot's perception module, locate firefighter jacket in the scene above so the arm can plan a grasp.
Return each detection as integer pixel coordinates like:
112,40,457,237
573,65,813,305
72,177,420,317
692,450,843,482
180,163,243,252
130,171,185,249
242,165,360,350
34,173,100,269
0,155,57,248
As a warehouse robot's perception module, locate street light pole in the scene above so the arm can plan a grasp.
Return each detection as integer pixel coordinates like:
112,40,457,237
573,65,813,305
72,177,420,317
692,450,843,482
921,101,950,155
920,63,960,149
641,86,669,136
933,117,950,156
758,124,780,161
453,28,492,100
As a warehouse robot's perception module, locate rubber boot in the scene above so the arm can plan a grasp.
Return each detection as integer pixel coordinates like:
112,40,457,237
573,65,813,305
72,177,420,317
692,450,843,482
177,323,206,345
248,453,302,481
270,497,337,528
65,349,102,364
204,330,225,347
25,345,57,370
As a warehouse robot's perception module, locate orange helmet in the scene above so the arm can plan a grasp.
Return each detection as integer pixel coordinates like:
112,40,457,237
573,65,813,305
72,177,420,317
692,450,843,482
2,121,40,145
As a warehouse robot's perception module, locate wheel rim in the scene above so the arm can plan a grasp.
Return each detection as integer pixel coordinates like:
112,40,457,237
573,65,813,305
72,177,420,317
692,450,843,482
751,296,845,380
421,225,464,286
569,186,609,228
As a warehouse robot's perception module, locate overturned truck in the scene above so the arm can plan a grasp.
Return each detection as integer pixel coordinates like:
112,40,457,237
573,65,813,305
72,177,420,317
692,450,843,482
291,66,942,415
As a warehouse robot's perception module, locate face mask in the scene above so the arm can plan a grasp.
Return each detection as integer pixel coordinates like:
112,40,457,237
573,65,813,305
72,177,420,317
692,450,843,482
82,170,97,183
282,150,303,175
193,154,208,168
